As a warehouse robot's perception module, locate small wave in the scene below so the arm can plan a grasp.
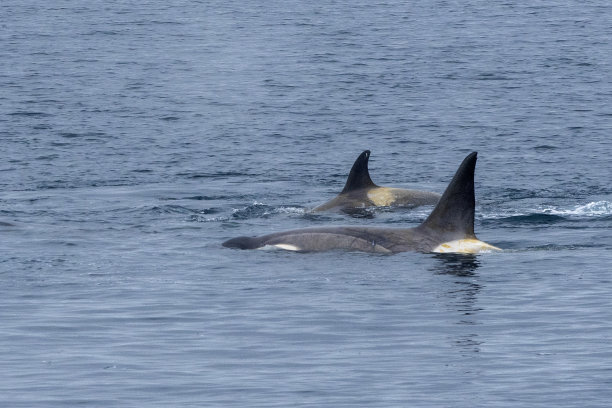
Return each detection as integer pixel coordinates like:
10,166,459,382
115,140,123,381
475,72,511,81
181,195,235,201
497,188,540,200
84,30,120,36
275,206,306,215
483,213,565,225
188,214,230,223
59,131,108,140
534,145,557,150
147,205,199,215
176,171,252,179
481,201,612,225
515,243,604,252
231,203,275,220
9,111,52,117
191,203,305,223
542,201,611,218
231,202,304,220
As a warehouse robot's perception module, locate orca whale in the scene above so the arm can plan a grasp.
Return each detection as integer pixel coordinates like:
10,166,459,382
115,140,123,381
223,152,500,254
312,150,440,213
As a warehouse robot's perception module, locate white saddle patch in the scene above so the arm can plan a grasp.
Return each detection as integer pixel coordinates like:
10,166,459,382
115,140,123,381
433,239,501,254
367,187,397,206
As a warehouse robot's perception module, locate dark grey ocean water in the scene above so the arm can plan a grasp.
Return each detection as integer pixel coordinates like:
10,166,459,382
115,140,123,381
2,1,612,407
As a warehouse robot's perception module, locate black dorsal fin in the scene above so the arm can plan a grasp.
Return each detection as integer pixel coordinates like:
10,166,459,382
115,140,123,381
418,152,477,239
340,150,377,193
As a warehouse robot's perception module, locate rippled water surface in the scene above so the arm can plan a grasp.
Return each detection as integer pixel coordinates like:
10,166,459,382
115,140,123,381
2,1,612,407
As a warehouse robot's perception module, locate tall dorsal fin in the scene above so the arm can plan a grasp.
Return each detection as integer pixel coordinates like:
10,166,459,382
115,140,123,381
418,152,477,239
340,150,377,193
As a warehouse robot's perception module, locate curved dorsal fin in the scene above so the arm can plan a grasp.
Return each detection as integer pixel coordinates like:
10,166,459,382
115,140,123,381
418,152,477,239
340,150,377,193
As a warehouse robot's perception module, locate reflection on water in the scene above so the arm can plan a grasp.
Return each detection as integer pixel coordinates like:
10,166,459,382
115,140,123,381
431,254,483,353
432,253,481,276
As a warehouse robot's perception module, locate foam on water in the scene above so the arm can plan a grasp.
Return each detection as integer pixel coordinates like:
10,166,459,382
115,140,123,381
480,201,612,223
542,200,612,218
191,203,306,222
230,202,306,219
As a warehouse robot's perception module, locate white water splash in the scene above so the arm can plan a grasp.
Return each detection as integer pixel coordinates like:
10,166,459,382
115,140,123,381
274,206,307,215
480,201,612,221
542,201,612,217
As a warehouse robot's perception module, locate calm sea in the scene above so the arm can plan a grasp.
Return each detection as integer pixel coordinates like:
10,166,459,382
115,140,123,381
2,1,611,407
